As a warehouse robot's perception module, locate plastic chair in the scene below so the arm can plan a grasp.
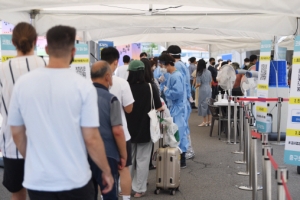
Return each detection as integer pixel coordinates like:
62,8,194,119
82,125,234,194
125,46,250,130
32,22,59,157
208,104,221,139
206,97,216,106
210,104,241,140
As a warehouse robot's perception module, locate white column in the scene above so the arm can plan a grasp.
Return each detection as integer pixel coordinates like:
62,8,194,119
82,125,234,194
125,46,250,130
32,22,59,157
82,31,87,42
164,42,170,49
273,36,279,61
208,44,211,58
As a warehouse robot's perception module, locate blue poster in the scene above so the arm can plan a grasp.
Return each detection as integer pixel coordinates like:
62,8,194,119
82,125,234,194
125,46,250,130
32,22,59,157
278,47,287,60
221,54,232,61
0,35,15,51
98,41,114,59
1,34,16,62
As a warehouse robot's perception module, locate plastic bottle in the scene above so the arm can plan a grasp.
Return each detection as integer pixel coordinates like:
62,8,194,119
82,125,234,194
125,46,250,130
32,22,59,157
218,91,222,102
223,91,228,100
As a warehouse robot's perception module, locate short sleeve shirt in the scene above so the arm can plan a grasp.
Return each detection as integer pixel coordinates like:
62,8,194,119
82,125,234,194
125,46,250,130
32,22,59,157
0,55,46,159
110,76,135,141
115,65,129,80
110,97,122,126
7,67,99,191
126,82,162,143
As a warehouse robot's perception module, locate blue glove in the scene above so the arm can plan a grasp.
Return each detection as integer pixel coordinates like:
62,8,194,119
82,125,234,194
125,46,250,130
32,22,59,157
192,86,196,92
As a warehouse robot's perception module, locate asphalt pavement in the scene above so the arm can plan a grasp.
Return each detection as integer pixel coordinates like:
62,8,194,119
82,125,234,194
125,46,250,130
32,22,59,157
1,111,299,200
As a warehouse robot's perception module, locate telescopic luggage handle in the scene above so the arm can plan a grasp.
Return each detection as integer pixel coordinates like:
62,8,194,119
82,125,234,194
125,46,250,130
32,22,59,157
159,111,164,148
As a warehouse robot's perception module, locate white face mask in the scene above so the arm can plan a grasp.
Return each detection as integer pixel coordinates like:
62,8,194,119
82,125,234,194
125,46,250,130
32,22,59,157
160,68,167,74
245,62,250,66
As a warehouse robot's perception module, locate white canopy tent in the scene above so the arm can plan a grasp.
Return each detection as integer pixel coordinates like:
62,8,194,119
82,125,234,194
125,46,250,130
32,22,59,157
0,1,299,53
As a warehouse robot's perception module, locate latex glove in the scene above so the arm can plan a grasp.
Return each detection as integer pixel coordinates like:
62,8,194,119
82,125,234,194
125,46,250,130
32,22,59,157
164,86,168,92
192,86,196,92
189,97,194,103
158,75,165,82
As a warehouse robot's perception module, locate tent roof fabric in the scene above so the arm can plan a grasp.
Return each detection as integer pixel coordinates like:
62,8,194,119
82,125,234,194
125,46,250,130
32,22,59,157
0,1,299,53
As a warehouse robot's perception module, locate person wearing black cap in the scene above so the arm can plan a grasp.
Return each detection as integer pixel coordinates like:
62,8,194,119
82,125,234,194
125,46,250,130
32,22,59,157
125,60,163,197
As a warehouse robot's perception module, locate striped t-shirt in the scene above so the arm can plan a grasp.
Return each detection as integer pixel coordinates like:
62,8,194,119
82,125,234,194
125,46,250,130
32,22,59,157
0,55,46,159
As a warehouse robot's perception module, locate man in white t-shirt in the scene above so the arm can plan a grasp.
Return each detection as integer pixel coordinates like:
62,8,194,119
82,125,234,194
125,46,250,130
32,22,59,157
115,55,130,80
101,47,134,200
8,25,113,200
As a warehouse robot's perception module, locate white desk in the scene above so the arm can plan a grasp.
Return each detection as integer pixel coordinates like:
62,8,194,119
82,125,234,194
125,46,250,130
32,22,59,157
214,100,250,106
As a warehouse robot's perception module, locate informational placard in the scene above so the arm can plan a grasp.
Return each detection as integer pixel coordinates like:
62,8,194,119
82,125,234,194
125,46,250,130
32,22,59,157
36,36,48,57
70,43,91,80
284,36,300,166
278,47,287,61
256,40,272,133
1,21,14,34
98,41,114,59
0,34,16,62
132,43,141,60
116,44,132,66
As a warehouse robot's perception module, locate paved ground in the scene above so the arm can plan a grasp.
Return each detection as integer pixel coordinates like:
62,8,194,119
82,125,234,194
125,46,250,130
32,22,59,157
1,111,299,200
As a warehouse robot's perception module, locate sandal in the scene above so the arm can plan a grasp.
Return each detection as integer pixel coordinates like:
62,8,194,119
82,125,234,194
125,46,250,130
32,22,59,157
133,192,145,198
198,122,208,127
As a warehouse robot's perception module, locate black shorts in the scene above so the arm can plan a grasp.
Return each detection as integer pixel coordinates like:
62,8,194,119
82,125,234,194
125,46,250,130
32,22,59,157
28,179,94,200
2,157,25,193
126,140,132,167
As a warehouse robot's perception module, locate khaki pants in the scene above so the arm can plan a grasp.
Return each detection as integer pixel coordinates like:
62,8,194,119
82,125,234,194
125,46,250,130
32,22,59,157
195,87,199,107
130,141,152,193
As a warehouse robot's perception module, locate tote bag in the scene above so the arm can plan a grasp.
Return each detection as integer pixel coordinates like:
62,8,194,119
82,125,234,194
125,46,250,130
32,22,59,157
147,83,160,143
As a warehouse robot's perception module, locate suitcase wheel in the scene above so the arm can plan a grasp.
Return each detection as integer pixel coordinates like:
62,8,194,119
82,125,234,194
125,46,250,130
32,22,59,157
169,189,176,195
154,189,160,195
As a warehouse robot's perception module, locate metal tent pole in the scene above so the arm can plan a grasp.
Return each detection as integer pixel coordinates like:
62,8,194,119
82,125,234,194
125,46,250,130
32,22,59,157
233,101,244,154
262,145,272,200
272,97,285,145
276,167,288,200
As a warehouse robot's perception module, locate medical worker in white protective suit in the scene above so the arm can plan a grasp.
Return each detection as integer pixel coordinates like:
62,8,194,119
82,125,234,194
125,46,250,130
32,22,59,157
158,53,188,168
167,45,195,160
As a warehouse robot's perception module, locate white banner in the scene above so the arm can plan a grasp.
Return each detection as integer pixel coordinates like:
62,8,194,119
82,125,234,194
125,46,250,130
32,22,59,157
70,43,91,80
0,34,16,62
256,40,272,133
284,36,300,166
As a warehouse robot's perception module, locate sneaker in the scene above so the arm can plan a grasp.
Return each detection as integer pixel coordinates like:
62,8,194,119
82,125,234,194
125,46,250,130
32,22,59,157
180,162,187,169
180,153,187,168
186,152,195,160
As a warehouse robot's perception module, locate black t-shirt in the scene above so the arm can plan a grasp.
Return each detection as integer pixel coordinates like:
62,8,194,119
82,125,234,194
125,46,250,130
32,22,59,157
208,65,218,83
125,82,162,143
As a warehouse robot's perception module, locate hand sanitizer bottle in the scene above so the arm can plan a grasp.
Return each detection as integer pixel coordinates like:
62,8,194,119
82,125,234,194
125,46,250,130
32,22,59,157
223,91,228,100
218,91,222,101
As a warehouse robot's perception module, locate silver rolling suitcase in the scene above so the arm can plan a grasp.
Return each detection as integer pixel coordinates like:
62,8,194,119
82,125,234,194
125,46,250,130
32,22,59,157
154,112,180,195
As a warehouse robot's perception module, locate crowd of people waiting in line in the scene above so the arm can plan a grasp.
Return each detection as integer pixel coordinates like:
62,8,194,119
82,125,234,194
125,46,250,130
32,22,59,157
0,22,198,200
2,21,288,200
